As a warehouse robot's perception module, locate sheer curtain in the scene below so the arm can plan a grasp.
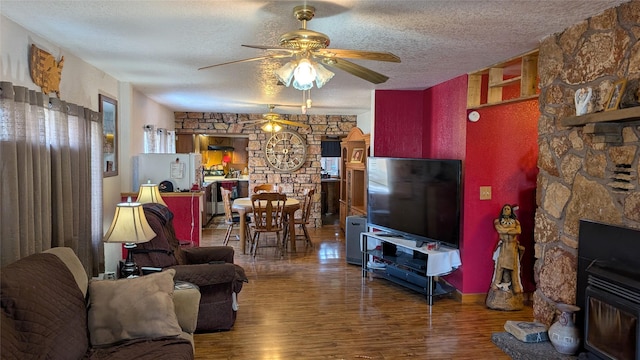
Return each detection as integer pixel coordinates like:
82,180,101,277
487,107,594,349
0,81,103,275
143,125,175,153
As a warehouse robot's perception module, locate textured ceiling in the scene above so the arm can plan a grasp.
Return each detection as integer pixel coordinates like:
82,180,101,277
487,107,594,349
0,0,630,116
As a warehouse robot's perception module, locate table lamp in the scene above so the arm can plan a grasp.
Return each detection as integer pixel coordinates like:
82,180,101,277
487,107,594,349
103,202,156,278
136,181,167,206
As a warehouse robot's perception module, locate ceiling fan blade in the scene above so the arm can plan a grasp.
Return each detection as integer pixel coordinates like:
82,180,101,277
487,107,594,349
242,44,293,52
241,122,266,129
314,48,400,63
198,53,292,70
274,119,309,128
238,119,267,125
323,58,389,84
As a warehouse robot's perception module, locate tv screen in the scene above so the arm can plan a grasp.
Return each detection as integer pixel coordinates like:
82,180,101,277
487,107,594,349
367,157,462,249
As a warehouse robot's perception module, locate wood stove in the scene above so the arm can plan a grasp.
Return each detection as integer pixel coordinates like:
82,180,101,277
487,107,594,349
577,220,640,360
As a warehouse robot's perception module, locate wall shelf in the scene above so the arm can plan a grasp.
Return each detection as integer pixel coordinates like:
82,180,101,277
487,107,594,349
560,106,640,127
467,49,539,109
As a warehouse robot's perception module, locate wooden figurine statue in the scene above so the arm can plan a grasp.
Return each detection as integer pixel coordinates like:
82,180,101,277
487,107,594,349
486,204,525,311
29,44,64,98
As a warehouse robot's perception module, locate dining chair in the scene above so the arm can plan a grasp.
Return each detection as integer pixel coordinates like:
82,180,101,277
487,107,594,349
294,188,315,248
253,183,282,194
249,192,287,258
221,188,251,246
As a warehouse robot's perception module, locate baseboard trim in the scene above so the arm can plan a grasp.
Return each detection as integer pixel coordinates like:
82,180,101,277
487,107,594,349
451,290,534,305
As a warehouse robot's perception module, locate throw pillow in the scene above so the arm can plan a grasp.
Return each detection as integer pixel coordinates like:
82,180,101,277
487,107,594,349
87,269,182,347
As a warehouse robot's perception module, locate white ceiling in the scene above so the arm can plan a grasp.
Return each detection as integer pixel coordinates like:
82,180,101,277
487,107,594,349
0,0,630,116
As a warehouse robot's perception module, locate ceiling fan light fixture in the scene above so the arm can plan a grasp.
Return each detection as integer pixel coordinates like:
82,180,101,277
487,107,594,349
293,58,316,89
262,122,282,133
275,61,296,87
314,63,334,88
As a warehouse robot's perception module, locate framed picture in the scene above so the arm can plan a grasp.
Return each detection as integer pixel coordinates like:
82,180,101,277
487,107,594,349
100,94,118,177
351,148,364,163
605,79,627,112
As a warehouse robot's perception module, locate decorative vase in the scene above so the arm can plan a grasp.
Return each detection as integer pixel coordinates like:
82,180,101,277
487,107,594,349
548,303,581,355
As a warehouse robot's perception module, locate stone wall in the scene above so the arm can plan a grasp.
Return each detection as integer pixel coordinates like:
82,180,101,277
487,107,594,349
174,111,357,227
534,1,640,325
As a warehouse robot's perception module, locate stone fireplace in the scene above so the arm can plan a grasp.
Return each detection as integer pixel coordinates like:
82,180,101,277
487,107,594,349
534,0,640,331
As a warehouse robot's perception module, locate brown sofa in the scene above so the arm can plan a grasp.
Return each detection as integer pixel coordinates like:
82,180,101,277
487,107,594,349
1,247,199,360
132,203,248,332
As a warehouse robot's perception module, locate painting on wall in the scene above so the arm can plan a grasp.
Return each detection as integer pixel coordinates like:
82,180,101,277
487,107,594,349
605,79,626,111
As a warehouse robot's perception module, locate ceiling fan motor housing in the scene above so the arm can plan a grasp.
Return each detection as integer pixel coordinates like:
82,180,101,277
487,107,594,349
279,29,330,50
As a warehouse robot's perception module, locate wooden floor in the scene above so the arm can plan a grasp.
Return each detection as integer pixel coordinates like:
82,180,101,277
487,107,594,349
195,218,532,359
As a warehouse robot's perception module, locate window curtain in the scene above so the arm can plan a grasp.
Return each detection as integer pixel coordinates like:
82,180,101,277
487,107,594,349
143,125,175,153
0,81,104,276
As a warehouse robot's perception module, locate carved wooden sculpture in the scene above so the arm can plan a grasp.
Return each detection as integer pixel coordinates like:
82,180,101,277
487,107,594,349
486,204,525,311
29,44,64,98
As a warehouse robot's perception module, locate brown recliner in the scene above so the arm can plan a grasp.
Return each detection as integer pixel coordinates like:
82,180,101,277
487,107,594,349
131,203,248,332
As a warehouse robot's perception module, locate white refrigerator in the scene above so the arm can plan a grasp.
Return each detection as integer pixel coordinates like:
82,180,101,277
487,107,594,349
132,153,203,192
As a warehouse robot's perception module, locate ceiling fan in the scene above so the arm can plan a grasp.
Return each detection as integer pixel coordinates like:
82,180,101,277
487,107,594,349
240,104,309,131
198,4,401,85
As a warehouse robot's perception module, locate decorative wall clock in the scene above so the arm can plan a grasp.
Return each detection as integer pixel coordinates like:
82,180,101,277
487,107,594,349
264,130,307,172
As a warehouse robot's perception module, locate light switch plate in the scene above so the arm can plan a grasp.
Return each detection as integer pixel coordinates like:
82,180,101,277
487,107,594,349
480,186,492,200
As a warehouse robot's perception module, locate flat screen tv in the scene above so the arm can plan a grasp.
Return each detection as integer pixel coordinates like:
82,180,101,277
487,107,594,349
367,157,462,249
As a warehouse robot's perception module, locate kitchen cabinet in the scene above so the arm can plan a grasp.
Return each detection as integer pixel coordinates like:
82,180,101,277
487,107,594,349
232,138,248,164
237,180,249,198
176,134,195,153
201,136,233,152
121,191,203,247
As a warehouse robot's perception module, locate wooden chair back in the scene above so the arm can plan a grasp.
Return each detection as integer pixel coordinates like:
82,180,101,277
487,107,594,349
221,188,235,225
297,188,315,224
253,184,282,194
250,192,286,233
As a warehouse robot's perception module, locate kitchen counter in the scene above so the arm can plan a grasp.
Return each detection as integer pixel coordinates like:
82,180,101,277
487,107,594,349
201,177,249,216
204,175,249,183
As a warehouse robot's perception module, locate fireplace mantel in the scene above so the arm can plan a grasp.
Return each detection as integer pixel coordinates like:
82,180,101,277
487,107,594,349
560,106,640,127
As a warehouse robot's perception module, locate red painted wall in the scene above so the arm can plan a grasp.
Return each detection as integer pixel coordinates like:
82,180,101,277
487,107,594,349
463,100,538,293
374,75,539,295
423,76,467,160
373,90,424,158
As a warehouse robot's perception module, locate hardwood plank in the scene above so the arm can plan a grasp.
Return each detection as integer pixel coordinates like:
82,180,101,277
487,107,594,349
195,220,532,359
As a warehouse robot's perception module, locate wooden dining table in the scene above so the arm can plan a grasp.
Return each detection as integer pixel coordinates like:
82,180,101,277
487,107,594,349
232,197,300,254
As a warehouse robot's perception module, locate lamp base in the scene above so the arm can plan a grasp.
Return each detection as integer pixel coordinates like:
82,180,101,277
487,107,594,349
121,243,139,278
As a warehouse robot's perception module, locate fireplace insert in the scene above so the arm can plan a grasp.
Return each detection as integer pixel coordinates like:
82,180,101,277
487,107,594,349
584,262,639,360
577,220,640,360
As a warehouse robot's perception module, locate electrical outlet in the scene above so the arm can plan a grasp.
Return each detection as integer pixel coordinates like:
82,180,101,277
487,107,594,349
104,272,116,280
480,186,492,200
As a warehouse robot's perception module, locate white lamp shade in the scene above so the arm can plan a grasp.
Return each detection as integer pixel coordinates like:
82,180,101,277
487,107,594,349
293,58,316,90
314,63,334,88
275,61,296,87
276,58,334,91
136,183,167,206
262,122,282,132
103,202,156,244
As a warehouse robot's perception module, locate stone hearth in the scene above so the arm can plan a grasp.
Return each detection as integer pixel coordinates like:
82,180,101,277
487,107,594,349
492,332,577,360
